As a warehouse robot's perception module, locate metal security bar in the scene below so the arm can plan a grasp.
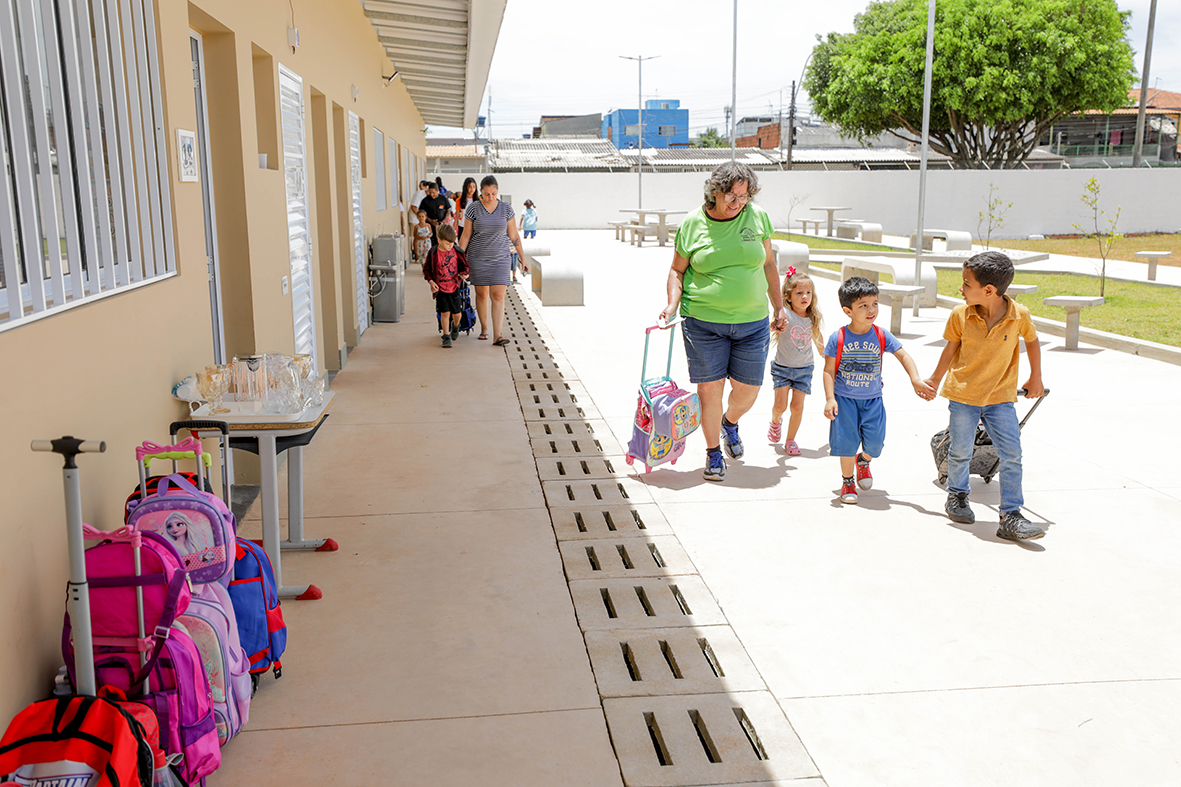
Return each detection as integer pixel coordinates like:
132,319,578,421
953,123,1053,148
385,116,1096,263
0,0,176,332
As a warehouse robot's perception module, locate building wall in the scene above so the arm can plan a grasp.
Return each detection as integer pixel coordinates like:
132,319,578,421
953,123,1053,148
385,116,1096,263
602,108,690,149
443,169,1181,237
0,0,423,721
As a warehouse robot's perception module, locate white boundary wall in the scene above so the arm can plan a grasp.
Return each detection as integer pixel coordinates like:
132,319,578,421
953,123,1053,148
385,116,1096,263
448,169,1181,238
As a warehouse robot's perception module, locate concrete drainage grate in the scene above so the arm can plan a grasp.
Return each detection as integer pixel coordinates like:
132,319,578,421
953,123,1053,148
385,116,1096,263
559,536,697,580
584,626,765,698
542,478,654,508
602,692,820,786
549,505,673,540
536,456,627,481
568,576,725,630
523,402,603,421
511,367,572,382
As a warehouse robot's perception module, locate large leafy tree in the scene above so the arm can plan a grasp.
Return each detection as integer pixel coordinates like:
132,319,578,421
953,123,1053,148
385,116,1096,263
805,0,1136,168
695,128,727,148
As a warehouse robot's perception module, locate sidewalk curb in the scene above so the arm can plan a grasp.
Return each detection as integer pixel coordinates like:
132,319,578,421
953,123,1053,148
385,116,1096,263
807,265,1181,366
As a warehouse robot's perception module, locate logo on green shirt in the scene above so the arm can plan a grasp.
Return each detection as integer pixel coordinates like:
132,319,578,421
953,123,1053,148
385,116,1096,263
740,228,759,242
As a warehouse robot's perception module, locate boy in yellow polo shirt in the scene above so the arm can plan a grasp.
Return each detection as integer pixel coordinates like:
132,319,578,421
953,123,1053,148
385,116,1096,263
924,251,1046,540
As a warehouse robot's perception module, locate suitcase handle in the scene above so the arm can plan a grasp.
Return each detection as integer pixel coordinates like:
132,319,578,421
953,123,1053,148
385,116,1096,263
641,317,684,387
170,419,230,435
1016,388,1049,428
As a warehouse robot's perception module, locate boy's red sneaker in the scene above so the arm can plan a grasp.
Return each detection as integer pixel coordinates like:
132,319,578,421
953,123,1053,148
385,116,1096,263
840,478,858,504
856,455,873,490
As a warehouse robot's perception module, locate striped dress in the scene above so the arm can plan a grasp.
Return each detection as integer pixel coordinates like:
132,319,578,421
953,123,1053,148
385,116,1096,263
463,199,515,286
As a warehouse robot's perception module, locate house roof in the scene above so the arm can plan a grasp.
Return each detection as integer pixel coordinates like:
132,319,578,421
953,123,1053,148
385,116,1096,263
426,144,485,159
1127,88,1181,110
359,0,506,128
490,137,628,170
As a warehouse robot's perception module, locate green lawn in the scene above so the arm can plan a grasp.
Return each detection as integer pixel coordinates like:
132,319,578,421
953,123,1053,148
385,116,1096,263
992,233,1181,268
771,231,890,253
807,262,1181,347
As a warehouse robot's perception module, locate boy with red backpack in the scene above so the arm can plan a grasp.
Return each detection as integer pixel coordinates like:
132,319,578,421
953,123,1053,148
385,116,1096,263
422,223,469,348
822,276,936,504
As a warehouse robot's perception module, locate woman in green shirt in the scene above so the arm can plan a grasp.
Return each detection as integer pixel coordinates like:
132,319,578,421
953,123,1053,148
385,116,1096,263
659,162,787,482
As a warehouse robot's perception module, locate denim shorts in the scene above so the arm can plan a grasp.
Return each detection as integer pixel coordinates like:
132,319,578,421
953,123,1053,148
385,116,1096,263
681,316,770,387
523,229,536,239
770,362,813,395
829,395,886,457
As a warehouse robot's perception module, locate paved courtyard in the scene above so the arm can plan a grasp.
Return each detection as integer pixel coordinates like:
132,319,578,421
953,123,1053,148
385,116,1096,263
217,229,1180,786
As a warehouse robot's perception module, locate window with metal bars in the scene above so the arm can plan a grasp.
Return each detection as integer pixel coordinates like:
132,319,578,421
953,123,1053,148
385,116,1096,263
0,0,176,332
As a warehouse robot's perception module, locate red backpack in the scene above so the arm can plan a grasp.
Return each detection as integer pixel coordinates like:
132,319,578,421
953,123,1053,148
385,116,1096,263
0,696,154,787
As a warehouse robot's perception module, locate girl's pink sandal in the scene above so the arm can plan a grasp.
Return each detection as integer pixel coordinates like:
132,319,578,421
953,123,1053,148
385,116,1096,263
784,439,801,456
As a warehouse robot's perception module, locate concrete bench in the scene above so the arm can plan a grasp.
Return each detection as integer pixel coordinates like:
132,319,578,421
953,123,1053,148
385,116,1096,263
1135,250,1171,282
608,220,631,241
910,229,973,252
1043,296,1103,350
840,256,938,307
877,283,926,335
525,244,583,307
624,223,656,247
1006,284,1038,297
797,218,823,235
771,240,809,276
835,220,883,244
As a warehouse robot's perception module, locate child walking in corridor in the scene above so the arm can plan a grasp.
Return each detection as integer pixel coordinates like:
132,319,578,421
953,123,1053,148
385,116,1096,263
767,267,823,456
823,276,935,504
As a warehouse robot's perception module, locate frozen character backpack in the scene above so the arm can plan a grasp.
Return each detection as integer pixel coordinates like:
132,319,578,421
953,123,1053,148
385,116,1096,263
625,320,701,473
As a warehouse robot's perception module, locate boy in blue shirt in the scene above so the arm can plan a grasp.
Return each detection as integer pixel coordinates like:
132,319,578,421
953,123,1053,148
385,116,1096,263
823,277,936,503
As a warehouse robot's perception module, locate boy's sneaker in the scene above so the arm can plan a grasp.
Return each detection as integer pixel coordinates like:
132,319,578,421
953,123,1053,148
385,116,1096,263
855,455,873,490
997,510,1044,541
703,451,726,482
441,335,452,348
839,477,858,504
767,421,782,444
721,421,744,459
450,326,460,340
945,492,975,524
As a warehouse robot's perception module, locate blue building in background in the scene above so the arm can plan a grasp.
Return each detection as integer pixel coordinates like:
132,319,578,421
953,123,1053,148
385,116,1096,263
602,99,689,149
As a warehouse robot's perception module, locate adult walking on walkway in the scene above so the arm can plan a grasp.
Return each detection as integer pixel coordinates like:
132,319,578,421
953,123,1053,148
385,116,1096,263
659,162,787,481
459,175,528,346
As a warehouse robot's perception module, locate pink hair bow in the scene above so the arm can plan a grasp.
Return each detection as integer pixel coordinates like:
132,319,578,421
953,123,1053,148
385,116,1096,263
785,266,797,278
136,436,202,461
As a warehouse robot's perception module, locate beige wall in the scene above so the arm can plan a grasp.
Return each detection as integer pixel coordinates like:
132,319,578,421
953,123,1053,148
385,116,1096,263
0,0,423,721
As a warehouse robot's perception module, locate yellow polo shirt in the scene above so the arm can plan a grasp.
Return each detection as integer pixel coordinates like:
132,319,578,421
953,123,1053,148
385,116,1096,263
940,299,1038,406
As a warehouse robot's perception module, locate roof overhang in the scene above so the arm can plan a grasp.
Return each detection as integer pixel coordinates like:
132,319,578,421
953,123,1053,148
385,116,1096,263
360,0,506,128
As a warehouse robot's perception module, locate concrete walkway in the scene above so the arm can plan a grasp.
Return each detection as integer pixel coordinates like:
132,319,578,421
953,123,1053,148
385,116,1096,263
216,230,1180,786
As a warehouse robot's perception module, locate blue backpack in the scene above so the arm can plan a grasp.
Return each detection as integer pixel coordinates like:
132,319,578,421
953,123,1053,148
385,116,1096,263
227,540,286,689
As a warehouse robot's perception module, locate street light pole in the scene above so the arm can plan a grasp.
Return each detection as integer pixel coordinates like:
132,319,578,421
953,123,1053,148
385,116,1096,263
913,0,936,317
1132,0,1158,168
730,0,738,160
621,54,659,207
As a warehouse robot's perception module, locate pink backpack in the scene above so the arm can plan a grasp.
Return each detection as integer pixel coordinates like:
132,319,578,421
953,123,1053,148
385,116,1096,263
64,526,220,785
127,473,236,585
180,583,252,746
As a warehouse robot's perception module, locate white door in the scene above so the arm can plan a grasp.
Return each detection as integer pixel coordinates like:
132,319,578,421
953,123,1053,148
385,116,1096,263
348,111,367,335
280,66,317,366
190,33,225,363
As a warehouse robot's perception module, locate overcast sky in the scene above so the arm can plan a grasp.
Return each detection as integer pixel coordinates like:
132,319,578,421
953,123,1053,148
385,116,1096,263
427,0,1180,139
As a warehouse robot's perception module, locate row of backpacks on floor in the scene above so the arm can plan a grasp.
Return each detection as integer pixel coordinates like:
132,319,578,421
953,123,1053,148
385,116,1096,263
0,442,286,787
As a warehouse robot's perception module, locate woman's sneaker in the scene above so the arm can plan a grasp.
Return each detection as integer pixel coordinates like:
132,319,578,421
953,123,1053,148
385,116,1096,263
703,451,726,481
997,510,1044,540
721,422,744,459
945,492,975,524
840,477,858,504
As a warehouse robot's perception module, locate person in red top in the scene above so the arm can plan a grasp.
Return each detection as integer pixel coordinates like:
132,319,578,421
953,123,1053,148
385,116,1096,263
423,223,469,347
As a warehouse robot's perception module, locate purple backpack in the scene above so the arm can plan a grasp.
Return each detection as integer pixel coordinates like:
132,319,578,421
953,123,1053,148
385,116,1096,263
181,583,252,745
127,473,237,585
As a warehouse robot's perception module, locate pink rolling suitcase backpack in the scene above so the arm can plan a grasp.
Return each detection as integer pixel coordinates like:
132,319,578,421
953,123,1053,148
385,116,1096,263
625,319,701,473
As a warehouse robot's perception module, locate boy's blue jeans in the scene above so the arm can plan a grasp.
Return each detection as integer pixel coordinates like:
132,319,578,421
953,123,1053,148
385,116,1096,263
947,400,1024,515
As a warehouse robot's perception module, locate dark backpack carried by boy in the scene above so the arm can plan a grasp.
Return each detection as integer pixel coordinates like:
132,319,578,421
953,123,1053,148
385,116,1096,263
0,695,155,787
227,540,287,688
930,389,1050,485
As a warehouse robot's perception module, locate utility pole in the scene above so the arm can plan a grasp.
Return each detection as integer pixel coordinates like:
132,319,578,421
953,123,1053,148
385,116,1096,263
1132,0,1158,168
621,54,659,207
778,88,784,163
913,0,936,318
786,81,796,170
730,0,737,160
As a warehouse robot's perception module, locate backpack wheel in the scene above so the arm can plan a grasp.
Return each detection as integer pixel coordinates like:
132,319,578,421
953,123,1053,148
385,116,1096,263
983,476,993,484
625,454,634,465
938,474,947,486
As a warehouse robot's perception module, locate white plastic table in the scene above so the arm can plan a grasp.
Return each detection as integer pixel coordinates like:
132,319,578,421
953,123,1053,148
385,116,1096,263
1135,251,1171,282
809,206,852,237
190,392,336,599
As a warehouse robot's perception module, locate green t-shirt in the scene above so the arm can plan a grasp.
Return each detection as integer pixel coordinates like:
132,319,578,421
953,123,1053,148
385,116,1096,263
675,203,774,323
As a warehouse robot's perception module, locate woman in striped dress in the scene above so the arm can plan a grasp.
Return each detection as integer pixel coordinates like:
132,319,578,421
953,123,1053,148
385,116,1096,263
458,175,528,346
